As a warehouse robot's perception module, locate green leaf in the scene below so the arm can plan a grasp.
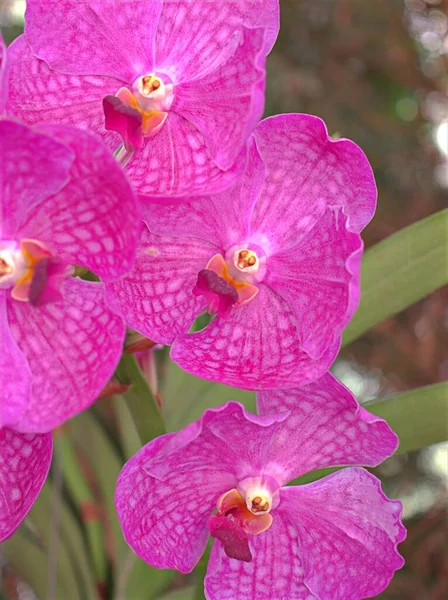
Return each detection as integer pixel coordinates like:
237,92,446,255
162,361,255,431
343,209,447,345
4,477,88,600
113,394,145,458
116,354,166,443
116,554,174,600
53,431,107,585
30,482,98,600
365,380,448,454
68,411,174,600
3,530,74,600
68,412,129,566
159,586,196,600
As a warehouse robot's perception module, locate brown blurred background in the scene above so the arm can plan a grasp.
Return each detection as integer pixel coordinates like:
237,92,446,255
1,0,447,598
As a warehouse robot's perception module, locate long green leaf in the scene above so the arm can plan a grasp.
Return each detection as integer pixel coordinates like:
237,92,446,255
69,411,174,599
3,530,72,600
159,586,196,600
54,431,107,586
365,380,448,454
68,412,129,566
113,394,144,458
31,483,98,600
116,354,166,443
343,209,447,345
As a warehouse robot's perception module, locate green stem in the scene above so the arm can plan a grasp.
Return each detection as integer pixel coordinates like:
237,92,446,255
115,354,166,445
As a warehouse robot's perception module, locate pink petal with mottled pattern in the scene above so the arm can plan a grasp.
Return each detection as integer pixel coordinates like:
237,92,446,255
106,223,213,345
12,1,278,198
16,124,140,282
0,429,52,542
266,208,363,359
116,403,289,571
0,120,73,239
280,469,406,600
205,513,317,600
124,112,246,198
139,136,265,248
250,114,377,252
25,0,162,80
171,286,340,390
257,373,398,482
7,278,125,433
115,432,235,574
0,293,31,429
115,404,405,597
145,403,287,482
155,0,278,83
172,26,266,170
6,36,121,151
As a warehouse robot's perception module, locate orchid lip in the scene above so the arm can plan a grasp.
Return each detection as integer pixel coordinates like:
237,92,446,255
194,254,259,317
0,239,73,305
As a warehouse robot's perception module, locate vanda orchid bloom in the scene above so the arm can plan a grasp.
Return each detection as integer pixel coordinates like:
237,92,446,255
0,35,52,544
0,429,52,542
107,114,377,389
0,118,140,433
7,0,279,198
116,374,405,600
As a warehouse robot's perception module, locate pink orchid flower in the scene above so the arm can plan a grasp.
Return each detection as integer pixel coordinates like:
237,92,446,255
107,114,377,389
115,373,405,600
6,0,279,198
0,118,140,432
0,428,52,542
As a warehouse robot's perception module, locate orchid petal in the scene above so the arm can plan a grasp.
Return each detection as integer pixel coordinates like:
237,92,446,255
7,278,125,433
6,36,121,151
155,0,278,82
250,114,377,252
106,223,212,345
265,208,363,359
280,469,406,600
257,373,399,482
0,293,31,429
205,513,316,600
139,136,264,248
0,119,73,239
25,0,163,80
125,112,246,198
172,27,266,170
0,429,52,542
171,286,339,390
115,433,234,574
0,31,8,112
17,124,140,282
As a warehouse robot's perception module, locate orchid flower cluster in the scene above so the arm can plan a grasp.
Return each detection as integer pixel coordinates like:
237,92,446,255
0,2,406,599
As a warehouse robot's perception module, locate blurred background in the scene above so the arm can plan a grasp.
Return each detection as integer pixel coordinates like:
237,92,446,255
1,1,447,599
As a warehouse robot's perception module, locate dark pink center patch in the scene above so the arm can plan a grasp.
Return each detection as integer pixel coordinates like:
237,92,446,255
28,257,70,307
193,269,238,318
209,514,252,562
103,95,143,151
